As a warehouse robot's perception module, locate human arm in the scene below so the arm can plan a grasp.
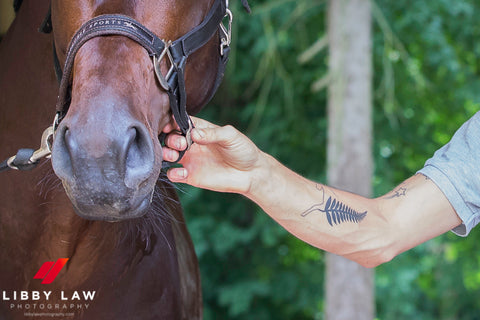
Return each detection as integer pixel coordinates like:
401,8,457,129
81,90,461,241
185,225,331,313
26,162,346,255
163,117,462,267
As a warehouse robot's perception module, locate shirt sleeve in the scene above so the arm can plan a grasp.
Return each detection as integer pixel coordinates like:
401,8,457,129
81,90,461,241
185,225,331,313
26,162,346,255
417,111,480,236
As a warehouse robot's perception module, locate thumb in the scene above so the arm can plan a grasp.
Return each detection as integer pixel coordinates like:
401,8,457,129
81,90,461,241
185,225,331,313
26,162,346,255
191,127,206,143
191,127,218,145
191,125,238,146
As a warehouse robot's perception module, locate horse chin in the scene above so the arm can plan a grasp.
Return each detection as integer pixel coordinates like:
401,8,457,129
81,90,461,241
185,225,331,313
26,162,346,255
79,198,151,221
62,184,154,222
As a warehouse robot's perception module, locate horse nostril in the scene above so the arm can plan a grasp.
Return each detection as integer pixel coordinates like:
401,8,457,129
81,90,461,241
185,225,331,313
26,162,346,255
125,125,154,188
52,119,155,191
51,124,75,181
64,128,76,155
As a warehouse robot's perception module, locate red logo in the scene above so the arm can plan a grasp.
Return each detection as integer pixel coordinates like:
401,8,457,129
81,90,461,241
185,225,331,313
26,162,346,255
33,258,69,284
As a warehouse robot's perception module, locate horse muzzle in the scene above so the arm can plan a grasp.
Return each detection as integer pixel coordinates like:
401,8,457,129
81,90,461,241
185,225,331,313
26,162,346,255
51,110,159,221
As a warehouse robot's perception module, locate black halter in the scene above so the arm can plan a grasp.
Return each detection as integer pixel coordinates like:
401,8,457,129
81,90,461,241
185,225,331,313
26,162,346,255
1,0,250,173
47,0,237,165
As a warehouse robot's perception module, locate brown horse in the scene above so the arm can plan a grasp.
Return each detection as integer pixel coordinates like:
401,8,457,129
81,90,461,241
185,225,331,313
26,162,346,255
0,0,235,318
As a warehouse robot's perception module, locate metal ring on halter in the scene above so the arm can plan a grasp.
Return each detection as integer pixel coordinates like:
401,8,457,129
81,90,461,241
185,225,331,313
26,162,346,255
185,118,194,151
52,112,60,132
220,9,233,56
153,40,175,91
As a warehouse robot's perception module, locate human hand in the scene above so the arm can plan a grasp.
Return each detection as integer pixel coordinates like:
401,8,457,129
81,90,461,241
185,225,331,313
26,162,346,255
162,116,264,194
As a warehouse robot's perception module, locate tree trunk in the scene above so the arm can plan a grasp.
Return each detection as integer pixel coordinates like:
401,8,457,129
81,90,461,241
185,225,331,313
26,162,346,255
0,0,15,36
325,0,374,319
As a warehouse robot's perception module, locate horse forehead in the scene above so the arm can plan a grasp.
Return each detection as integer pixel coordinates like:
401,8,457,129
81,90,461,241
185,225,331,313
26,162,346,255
56,0,215,39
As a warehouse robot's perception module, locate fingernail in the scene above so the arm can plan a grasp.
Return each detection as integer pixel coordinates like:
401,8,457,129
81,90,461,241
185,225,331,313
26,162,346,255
193,128,205,140
175,139,184,150
178,168,188,179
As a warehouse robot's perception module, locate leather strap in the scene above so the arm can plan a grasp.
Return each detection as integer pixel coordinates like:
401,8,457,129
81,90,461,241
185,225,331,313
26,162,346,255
170,0,226,59
55,14,167,117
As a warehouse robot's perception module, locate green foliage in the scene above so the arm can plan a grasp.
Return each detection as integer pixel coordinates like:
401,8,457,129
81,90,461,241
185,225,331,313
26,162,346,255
372,2,480,317
179,0,480,318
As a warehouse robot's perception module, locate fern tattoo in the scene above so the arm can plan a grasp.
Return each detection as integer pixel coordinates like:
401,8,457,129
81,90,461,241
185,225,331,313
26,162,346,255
301,196,367,226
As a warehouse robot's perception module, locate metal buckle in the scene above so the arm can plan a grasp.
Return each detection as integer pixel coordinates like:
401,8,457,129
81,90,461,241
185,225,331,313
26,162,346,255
153,40,175,91
185,118,194,151
52,112,60,132
30,126,54,163
220,8,233,56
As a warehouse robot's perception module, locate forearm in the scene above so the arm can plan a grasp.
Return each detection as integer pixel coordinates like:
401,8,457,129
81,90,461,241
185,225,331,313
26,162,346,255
244,152,461,267
243,152,387,267
163,119,462,267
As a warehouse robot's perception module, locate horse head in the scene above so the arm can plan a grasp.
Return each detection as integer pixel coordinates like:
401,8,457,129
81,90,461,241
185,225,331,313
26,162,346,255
50,0,225,221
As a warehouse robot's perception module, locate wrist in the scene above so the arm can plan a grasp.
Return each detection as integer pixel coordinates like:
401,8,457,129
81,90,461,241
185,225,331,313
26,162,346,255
243,150,276,200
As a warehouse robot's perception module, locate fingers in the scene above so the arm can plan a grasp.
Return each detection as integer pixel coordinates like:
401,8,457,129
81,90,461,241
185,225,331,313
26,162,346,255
189,116,217,129
191,125,238,146
162,116,180,133
163,117,223,151
166,167,188,182
162,127,214,152
164,115,218,134
165,132,187,151
162,116,217,151
162,146,180,162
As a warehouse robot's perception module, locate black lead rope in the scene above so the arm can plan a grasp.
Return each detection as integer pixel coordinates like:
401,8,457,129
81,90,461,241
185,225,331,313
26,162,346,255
0,149,36,173
0,126,54,173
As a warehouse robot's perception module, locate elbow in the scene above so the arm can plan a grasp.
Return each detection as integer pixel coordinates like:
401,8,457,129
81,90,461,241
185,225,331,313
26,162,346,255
324,202,401,268
348,207,399,268
357,249,396,268
342,238,399,268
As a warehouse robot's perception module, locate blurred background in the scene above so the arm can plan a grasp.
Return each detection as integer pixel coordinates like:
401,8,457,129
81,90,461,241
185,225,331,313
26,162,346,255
0,0,14,36
2,0,480,319
186,0,480,319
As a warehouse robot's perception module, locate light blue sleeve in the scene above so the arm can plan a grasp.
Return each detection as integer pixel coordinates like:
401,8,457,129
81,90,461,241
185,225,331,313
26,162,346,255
417,111,480,236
